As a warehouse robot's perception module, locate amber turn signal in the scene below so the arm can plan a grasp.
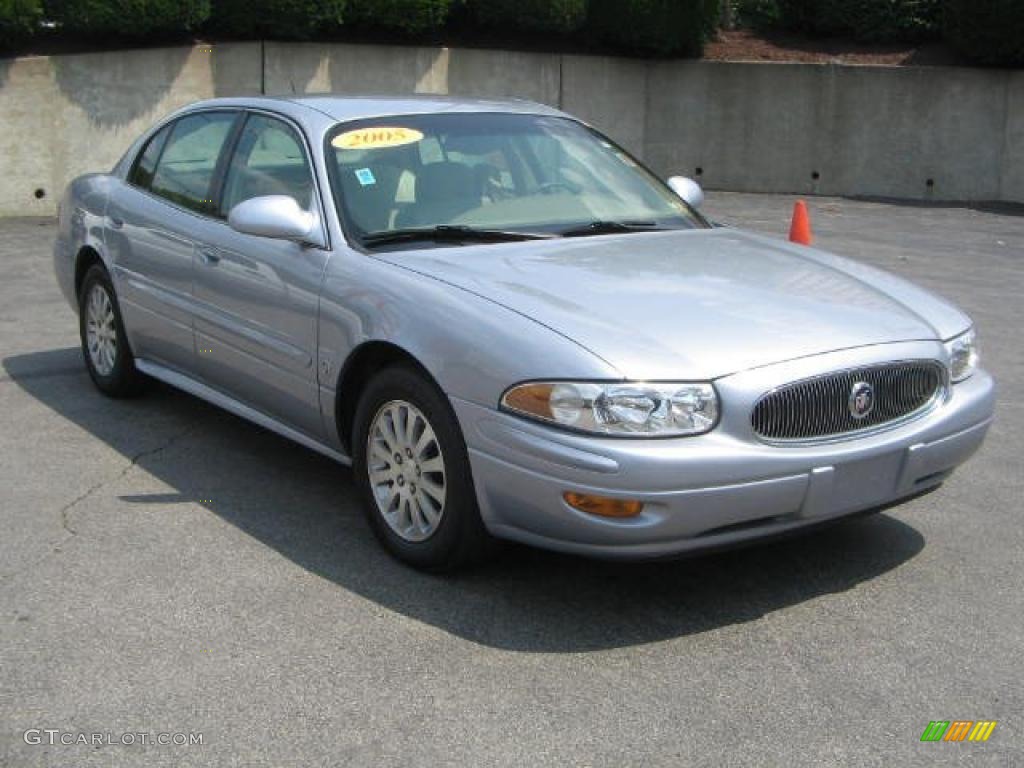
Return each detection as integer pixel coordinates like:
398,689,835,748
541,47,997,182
502,383,556,420
563,492,643,518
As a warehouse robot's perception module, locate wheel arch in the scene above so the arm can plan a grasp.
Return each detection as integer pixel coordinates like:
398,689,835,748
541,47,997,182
74,246,105,304
334,340,442,455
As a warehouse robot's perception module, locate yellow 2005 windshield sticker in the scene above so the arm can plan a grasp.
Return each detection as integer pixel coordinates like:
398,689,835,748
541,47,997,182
333,127,424,150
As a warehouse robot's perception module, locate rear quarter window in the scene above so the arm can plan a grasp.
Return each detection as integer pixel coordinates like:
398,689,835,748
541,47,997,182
129,125,172,190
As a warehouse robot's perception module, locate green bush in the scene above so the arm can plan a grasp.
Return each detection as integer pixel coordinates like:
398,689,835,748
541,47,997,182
467,0,588,35
0,0,41,47
347,0,450,35
207,0,345,40
589,0,720,56
734,0,941,43
827,0,940,42
733,0,779,29
945,0,1024,66
701,0,722,38
46,0,210,38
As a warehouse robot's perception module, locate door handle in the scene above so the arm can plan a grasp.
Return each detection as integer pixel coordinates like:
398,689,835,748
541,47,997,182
198,248,221,265
108,216,124,230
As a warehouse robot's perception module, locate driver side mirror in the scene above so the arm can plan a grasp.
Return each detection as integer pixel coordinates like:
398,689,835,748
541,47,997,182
667,176,705,210
228,195,320,245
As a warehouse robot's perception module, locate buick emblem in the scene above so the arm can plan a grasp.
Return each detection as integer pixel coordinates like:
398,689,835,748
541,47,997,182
848,381,875,420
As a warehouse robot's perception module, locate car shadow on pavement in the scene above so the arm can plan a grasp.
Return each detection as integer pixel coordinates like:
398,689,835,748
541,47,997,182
4,348,927,653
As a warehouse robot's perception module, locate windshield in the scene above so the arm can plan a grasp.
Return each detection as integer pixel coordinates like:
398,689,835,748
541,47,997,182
326,113,707,248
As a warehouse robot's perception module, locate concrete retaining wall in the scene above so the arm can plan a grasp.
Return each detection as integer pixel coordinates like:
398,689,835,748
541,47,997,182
646,61,1024,203
0,44,261,217
1,42,1021,216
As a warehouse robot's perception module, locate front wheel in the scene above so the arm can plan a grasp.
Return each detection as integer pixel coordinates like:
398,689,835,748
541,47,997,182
352,365,491,571
79,264,146,397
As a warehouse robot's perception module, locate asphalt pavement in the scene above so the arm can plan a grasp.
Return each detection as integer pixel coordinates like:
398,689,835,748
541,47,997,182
1,193,1021,766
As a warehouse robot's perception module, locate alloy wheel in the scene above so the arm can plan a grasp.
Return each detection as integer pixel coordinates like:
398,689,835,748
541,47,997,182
367,399,447,542
85,283,118,376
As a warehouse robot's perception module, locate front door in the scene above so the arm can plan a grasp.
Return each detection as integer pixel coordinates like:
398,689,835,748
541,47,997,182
192,112,330,441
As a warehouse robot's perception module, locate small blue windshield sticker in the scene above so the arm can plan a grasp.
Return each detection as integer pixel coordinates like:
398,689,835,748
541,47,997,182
355,168,376,187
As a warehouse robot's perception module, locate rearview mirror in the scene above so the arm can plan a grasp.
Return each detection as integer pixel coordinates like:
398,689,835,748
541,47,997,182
228,196,317,243
667,176,705,210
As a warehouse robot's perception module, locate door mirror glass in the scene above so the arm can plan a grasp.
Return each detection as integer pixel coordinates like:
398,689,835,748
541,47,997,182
667,176,705,210
228,195,316,242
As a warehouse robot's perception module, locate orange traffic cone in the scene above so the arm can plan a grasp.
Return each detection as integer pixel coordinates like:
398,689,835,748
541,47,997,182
789,200,813,246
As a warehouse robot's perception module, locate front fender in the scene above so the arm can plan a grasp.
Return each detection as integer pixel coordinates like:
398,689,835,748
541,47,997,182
317,249,621,450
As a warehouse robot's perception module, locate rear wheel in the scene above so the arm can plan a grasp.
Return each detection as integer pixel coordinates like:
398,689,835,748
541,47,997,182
352,365,491,570
79,265,146,397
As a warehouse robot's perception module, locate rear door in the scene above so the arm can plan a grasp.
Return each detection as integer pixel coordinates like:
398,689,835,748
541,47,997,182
192,111,330,441
106,110,240,372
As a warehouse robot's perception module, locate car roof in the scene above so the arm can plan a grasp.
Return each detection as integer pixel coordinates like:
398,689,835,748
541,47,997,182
177,94,568,127
115,94,577,180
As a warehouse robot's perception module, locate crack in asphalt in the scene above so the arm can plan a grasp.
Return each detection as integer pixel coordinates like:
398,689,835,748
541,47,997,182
1,424,195,583
58,479,108,536
58,425,196,535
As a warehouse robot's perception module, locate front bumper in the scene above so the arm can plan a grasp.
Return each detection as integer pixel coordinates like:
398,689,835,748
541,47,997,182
453,343,996,560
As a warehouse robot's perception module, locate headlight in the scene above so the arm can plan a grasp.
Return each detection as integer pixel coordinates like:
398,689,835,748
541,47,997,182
945,328,979,383
501,381,718,437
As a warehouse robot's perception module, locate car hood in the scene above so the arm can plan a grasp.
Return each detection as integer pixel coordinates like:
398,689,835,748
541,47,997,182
377,228,970,380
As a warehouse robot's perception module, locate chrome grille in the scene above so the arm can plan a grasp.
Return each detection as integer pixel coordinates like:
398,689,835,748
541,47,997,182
751,361,946,441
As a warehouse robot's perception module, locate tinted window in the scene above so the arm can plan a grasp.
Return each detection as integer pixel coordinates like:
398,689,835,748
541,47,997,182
150,112,236,215
130,124,172,189
222,114,313,215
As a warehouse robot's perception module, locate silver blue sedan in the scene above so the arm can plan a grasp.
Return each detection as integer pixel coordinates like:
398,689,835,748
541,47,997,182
54,96,995,569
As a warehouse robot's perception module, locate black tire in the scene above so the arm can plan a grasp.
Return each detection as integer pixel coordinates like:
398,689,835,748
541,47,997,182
78,264,147,398
352,364,492,571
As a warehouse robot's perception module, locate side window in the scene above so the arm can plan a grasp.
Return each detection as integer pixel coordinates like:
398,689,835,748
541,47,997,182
221,114,314,215
149,112,237,215
129,124,172,190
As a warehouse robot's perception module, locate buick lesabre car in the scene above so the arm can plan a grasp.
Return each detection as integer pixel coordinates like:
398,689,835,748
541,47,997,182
55,96,995,570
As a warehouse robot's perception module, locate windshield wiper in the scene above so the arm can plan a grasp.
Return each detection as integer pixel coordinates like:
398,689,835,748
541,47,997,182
559,220,664,238
362,225,554,248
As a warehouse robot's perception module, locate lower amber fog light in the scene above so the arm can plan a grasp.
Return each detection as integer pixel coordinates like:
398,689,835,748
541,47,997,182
563,492,643,518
